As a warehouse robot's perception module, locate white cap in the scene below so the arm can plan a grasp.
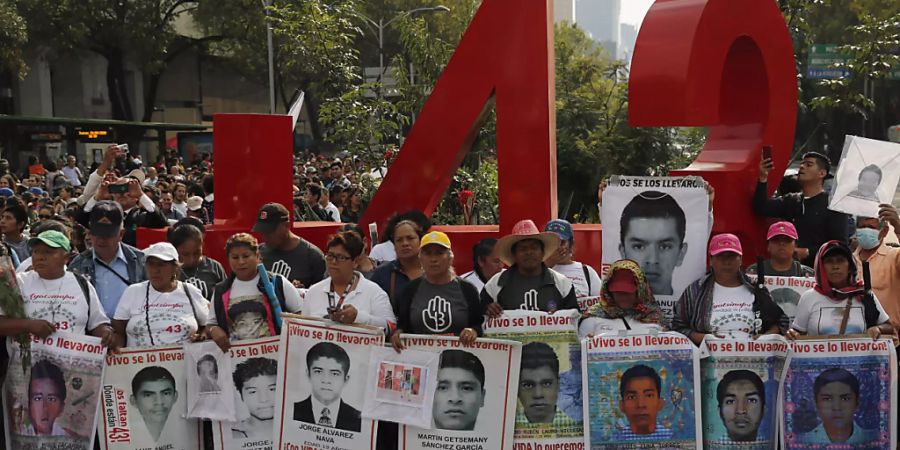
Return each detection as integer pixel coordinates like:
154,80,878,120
143,242,179,262
186,196,203,211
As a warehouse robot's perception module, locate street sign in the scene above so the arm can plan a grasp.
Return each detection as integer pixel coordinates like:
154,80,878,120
808,44,900,80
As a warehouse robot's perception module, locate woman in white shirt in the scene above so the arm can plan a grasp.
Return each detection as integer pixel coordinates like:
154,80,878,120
788,241,892,339
113,242,208,347
303,231,396,329
579,259,666,338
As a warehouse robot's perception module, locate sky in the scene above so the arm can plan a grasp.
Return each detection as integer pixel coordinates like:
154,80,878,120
619,0,655,26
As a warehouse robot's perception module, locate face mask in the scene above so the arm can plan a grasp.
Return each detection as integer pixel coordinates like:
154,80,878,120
855,228,881,250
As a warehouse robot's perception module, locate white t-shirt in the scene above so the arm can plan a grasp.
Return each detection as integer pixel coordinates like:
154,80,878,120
208,275,303,340
3,272,109,334
16,257,32,273
791,289,889,336
369,242,396,263
324,202,341,222
173,201,188,216
708,283,755,339
114,281,209,347
302,274,396,329
459,271,484,293
552,262,601,298
578,316,663,339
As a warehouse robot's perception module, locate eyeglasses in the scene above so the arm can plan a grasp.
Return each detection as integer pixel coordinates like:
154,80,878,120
325,253,353,262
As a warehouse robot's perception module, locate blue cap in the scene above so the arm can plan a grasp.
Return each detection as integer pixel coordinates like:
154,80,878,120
544,219,574,242
27,187,44,195
0,188,13,197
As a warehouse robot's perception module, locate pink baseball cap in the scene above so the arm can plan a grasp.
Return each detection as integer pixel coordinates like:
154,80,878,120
766,221,798,241
708,233,743,256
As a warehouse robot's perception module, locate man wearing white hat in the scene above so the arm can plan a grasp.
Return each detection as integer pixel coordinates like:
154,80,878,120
481,220,578,317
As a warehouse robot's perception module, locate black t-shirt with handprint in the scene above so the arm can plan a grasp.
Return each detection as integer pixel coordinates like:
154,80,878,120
260,238,326,288
407,278,471,335
496,269,564,312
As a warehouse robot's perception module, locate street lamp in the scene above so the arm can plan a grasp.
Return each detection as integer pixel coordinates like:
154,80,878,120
355,6,450,92
262,0,276,114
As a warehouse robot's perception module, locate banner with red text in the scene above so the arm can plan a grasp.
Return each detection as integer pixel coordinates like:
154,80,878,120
274,319,383,450
3,332,106,450
761,277,815,323
398,335,522,450
699,336,790,449
782,338,896,450
212,337,281,450
98,345,201,450
582,331,701,450
483,309,582,450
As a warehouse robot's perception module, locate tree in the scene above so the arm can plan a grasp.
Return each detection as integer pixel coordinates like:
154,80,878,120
0,0,27,79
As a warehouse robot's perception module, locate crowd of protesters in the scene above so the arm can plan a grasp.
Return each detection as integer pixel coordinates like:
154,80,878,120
0,143,899,448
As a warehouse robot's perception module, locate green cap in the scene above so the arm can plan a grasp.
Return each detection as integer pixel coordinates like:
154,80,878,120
28,230,71,252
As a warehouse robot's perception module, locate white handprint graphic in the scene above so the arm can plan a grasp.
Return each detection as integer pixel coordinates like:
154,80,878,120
520,289,539,311
423,296,452,333
271,259,292,279
185,277,208,298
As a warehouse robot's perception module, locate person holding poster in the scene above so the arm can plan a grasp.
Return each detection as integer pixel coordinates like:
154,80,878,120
853,205,900,330
673,234,786,345
207,233,302,351
544,219,601,298
755,151,850,266
113,242,209,347
0,230,118,349
788,241,893,338
745,222,814,277
302,231,396,329
481,219,577,316
579,259,666,338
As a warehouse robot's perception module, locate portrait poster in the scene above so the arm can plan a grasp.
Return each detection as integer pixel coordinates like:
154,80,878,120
699,336,790,450
761,277,815,323
582,331,701,450
274,318,383,450
781,337,896,450
3,332,106,450
398,335,522,450
98,345,201,450
185,340,236,421
483,309,583,449
601,175,710,319
212,337,281,450
829,135,900,218
362,347,439,428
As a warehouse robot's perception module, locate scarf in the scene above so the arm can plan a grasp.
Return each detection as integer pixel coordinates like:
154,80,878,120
587,259,663,324
813,240,865,301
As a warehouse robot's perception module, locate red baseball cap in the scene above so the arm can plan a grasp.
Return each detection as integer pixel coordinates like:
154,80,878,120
607,270,637,294
767,221,798,241
708,233,743,256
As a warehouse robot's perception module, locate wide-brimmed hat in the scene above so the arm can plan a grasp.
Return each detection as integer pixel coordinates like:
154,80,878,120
495,219,560,266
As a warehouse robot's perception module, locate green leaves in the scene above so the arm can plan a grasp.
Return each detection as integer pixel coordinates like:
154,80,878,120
0,0,28,78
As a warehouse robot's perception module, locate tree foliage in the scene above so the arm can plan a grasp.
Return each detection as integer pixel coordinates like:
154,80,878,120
0,0,28,79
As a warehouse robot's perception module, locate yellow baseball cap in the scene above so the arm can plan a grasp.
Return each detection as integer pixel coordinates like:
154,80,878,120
420,231,452,249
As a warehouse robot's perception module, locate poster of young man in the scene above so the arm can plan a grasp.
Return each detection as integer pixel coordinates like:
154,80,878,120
760,277,815,323
212,337,280,450
274,319,383,450
829,135,900,218
483,310,582,449
397,335,522,450
582,331,701,450
3,332,106,450
601,176,710,319
699,336,789,450
782,338,896,450
98,345,201,450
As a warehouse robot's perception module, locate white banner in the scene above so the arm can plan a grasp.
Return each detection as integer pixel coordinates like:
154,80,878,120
3,332,106,450
212,337,281,450
601,176,709,320
483,310,583,450
98,345,201,450
700,336,790,449
398,335,522,450
781,338,896,449
274,319,383,450
582,331,701,449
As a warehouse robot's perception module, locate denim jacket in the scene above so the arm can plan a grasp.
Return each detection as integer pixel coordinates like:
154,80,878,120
68,243,146,286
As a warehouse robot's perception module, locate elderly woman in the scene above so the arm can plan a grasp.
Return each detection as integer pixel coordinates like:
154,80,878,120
113,242,209,347
788,241,892,339
579,260,666,338
303,231,396,329
673,234,786,345
390,231,482,352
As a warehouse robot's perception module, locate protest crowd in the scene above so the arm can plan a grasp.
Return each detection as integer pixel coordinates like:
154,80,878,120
1,143,900,450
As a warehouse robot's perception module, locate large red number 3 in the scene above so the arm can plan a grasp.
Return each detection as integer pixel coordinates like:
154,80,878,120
629,0,798,260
